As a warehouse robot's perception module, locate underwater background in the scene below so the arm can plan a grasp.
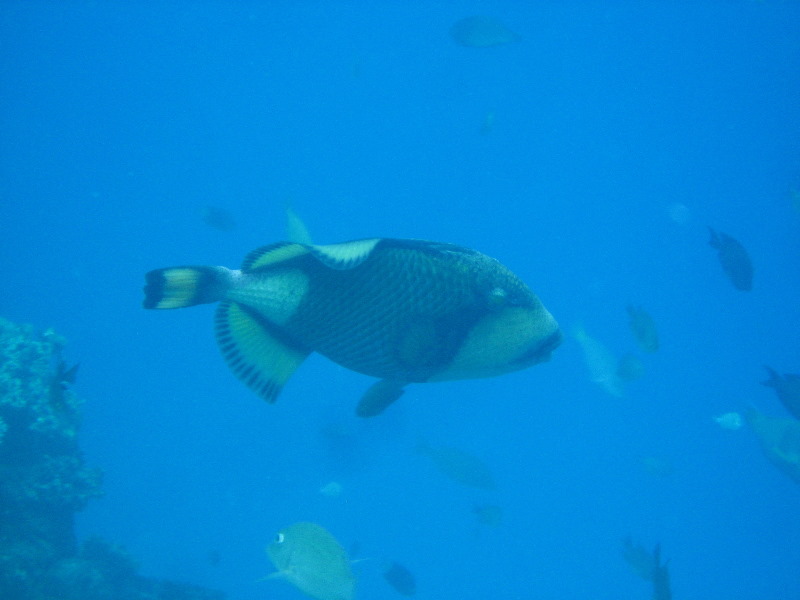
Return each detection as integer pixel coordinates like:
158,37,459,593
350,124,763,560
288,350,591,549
1,1,799,599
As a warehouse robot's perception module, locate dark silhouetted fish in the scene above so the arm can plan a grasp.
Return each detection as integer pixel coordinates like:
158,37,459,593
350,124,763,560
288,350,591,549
621,536,657,580
621,538,671,600
143,238,561,416
48,360,79,411
651,544,672,600
762,366,800,420
450,16,520,48
382,561,416,596
626,305,658,353
708,227,753,291
201,205,236,232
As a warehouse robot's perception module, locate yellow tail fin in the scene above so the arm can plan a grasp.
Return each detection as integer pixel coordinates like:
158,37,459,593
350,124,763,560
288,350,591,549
143,266,230,309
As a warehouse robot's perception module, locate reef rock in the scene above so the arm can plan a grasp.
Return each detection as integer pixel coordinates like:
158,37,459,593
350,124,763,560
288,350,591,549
0,317,225,600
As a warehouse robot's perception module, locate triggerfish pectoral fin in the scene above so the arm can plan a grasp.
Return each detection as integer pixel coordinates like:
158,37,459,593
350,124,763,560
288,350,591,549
215,301,310,403
356,379,406,417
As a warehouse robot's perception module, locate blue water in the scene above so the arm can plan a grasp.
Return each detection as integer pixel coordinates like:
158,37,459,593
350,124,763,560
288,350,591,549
2,2,799,599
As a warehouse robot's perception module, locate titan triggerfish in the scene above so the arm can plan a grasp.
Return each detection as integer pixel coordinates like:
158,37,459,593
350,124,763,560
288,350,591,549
143,238,561,416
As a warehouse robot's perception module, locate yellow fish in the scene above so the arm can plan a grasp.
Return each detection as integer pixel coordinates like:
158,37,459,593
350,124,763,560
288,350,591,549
265,522,355,600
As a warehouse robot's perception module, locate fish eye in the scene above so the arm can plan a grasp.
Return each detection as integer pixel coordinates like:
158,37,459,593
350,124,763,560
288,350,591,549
275,532,285,544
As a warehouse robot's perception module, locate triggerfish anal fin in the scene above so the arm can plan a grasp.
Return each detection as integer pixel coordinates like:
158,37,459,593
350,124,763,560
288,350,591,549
215,301,310,403
356,379,405,417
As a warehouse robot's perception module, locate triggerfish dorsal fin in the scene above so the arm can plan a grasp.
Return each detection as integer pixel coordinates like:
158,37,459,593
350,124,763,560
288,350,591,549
285,204,314,245
215,301,310,403
241,239,381,273
308,239,382,270
241,242,311,272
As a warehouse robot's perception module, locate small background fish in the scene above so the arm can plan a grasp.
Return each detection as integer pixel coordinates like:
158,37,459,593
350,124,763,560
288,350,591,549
266,522,355,600
382,561,416,597
626,305,659,353
200,205,236,232
708,227,753,291
449,16,520,47
416,439,496,490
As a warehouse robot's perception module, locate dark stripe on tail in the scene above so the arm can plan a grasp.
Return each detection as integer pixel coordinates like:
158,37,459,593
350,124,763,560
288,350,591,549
143,266,227,309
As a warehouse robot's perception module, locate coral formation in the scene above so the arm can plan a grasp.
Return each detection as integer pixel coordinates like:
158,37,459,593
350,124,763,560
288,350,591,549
0,317,225,600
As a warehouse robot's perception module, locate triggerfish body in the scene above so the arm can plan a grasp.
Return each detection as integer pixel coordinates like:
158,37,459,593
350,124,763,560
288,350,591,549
143,238,561,416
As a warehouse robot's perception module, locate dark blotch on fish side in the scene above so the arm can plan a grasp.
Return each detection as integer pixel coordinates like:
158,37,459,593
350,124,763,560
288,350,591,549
762,366,800,420
708,227,753,291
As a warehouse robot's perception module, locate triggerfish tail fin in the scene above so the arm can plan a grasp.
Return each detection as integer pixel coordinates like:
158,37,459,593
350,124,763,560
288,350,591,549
143,266,233,309
215,301,310,403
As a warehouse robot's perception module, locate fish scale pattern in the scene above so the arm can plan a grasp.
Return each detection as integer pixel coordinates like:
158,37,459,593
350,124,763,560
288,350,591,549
285,243,482,381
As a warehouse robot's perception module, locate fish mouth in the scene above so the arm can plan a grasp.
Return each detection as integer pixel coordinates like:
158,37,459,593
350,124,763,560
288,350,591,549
517,328,562,365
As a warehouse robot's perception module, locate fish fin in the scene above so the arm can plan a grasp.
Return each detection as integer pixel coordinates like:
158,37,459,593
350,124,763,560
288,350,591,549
285,204,313,244
215,301,309,403
707,226,720,248
241,242,310,272
356,379,405,417
57,361,80,386
761,365,779,387
143,266,233,309
309,239,382,270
